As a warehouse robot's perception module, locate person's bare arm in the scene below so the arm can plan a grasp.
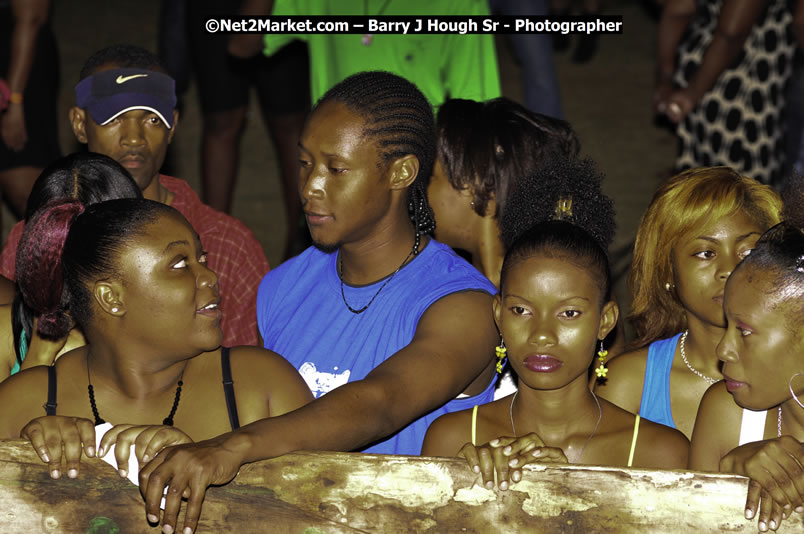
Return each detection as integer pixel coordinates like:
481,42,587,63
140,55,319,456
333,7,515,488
140,290,497,533
793,0,804,49
228,0,275,58
655,0,696,112
688,382,741,471
593,348,648,415
665,0,772,122
2,0,49,151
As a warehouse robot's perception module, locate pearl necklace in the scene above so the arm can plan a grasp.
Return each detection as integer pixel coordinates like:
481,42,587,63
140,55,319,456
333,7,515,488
509,390,603,464
777,406,783,438
679,330,718,385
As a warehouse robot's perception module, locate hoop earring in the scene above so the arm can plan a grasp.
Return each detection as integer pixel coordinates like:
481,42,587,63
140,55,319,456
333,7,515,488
595,341,608,378
495,338,507,374
789,373,804,409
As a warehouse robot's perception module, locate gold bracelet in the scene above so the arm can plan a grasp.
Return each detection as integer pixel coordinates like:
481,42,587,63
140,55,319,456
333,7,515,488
9,92,23,104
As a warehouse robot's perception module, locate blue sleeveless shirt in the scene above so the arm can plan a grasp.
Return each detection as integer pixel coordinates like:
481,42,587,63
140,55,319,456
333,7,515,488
257,240,497,455
638,333,683,429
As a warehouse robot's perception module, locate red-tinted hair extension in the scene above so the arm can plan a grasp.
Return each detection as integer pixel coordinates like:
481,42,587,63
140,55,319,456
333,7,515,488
16,200,85,338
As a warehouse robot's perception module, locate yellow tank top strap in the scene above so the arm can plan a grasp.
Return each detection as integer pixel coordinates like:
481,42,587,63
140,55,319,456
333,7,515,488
627,414,640,467
471,405,479,446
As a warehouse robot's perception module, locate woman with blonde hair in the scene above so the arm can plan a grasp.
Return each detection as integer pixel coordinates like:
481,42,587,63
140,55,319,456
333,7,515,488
596,166,781,438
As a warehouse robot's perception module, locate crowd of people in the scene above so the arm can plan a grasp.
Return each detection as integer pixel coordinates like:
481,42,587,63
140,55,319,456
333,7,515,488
0,1,803,533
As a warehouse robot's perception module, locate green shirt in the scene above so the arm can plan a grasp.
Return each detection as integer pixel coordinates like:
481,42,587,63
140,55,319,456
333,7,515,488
263,0,501,108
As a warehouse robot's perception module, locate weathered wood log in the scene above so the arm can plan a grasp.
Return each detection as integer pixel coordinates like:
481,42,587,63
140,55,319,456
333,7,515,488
1,438,802,533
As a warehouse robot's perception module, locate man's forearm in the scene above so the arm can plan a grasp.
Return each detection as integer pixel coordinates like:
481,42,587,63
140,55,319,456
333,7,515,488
223,379,417,464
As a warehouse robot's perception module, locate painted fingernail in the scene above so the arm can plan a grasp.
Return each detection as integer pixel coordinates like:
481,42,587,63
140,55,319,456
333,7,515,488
41,452,49,463
184,528,193,534
162,525,174,534
119,469,127,478
97,447,105,457
796,506,804,513
503,446,512,455
759,521,767,532
485,481,493,489
490,439,500,446
509,459,518,467
473,465,480,473
512,471,521,482
769,520,777,530
87,446,95,457
500,481,508,490
67,469,78,479
745,508,754,519
147,514,159,523
532,450,543,457
142,454,150,463
50,470,60,479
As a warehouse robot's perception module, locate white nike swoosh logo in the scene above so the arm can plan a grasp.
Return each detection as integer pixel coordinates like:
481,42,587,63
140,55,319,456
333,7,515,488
115,74,149,84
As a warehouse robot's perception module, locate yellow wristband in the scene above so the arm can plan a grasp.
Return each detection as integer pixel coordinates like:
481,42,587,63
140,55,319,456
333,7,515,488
9,92,23,104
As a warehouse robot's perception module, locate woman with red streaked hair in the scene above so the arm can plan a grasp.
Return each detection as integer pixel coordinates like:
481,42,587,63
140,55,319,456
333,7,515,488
0,197,311,480
0,152,141,380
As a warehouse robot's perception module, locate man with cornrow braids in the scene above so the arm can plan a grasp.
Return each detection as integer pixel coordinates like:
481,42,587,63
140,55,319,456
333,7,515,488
140,71,499,533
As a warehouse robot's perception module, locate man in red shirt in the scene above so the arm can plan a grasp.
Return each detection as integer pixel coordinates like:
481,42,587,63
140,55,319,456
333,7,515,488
0,44,269,347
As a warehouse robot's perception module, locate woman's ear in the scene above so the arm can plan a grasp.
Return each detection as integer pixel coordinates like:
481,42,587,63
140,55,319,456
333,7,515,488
597,300,619,340
93,281,125,316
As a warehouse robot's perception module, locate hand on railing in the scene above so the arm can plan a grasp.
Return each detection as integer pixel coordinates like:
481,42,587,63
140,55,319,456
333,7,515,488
97,424,193,479
720,436,804,533
459,433,567,491
138,434,244,534
20,415,96,479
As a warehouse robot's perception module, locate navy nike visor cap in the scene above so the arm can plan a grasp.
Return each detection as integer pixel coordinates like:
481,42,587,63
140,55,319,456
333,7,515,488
75,68,177,129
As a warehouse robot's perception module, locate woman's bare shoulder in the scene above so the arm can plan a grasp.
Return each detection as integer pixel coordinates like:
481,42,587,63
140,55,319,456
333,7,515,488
634,417,690,469
422,397,502,456
594,347,650,413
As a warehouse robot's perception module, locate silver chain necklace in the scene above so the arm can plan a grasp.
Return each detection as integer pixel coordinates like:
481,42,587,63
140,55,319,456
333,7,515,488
679,330,718,385
509,390,603,464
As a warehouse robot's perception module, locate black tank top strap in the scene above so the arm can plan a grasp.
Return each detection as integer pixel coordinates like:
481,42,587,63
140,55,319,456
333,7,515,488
44,364,57,416
221,347,240,430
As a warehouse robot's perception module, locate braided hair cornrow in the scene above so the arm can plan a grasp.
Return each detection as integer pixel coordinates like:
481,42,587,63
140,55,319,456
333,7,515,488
318,71,437,244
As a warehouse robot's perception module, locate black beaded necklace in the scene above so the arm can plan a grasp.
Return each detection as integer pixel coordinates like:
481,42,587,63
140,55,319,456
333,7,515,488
338,231,420,314
87,353,184,426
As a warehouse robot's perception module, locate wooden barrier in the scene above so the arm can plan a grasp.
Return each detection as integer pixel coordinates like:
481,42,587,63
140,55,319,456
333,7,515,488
1,438,803,533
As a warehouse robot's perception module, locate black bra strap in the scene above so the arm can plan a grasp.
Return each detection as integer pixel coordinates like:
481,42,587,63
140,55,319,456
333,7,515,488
221,347,240,431
44,365,57,415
